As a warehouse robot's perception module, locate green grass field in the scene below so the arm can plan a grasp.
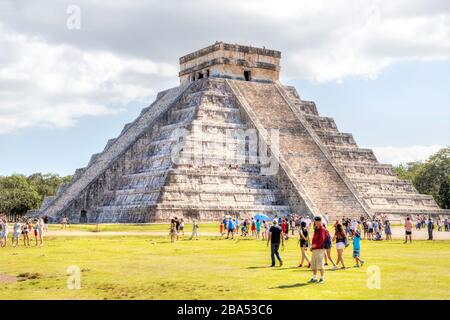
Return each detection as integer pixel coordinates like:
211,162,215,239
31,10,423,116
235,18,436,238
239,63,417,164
1,226,449,300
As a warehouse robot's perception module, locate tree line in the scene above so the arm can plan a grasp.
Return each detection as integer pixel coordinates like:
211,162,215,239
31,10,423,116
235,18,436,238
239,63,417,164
394,147,449,209
0,173,72,220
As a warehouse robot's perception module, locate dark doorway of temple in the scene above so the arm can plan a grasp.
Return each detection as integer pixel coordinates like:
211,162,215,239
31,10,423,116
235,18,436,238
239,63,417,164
80,210,88,223
244,70,251,81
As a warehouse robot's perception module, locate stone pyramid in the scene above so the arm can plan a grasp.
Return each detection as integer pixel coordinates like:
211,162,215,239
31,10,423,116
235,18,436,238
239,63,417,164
35,42,449,223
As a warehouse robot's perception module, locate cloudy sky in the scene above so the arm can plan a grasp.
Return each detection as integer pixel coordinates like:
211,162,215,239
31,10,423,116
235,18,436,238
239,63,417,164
0,0,449,175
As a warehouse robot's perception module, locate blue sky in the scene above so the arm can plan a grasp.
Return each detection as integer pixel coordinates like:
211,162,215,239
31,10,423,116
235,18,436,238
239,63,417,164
0,0,449,176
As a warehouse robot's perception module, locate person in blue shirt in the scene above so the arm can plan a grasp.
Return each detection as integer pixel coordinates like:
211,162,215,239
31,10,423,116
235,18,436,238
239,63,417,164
352,230,365,267
227,219,235,240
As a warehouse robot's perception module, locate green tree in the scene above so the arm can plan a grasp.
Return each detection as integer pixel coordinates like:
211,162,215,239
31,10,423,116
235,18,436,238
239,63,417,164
27,173,72,202
414,148,450,209
0,174,41,216
394,147,450,209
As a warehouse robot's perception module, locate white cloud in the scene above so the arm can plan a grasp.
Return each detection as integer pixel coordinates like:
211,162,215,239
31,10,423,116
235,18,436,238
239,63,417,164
0,23,177,133
371,145,445,165
0,0,449,133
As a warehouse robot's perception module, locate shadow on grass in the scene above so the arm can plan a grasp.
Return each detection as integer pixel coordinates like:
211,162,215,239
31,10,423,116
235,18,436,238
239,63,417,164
269,282,310,289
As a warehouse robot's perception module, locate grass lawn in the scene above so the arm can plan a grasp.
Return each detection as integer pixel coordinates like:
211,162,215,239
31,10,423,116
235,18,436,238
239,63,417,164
1,231,449,300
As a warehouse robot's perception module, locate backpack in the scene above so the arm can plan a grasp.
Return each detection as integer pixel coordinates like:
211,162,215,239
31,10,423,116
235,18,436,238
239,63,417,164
324,230,332,249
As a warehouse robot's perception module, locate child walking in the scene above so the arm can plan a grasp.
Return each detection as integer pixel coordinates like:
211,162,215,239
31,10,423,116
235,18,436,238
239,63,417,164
352,229,365,267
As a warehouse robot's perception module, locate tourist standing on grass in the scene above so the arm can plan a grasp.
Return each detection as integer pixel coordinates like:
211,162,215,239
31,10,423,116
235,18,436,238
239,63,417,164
261,220,268,240
323,224,337,270
227,218,235,239
169,218,177,243
384,219,392,240
333,223,347,269
404,217,413,244
42,216,49,233
363,220,368,239
298,221,311,268
190,220,199,240
367,220,373,240
61,215,68,229
255,219,261,240
323,213,329,226
22,220,30,247
352,229,365,267
174,217,180,240
427,218,434,240
308,216,328,284
12,220,21,247
179,218,185,237
267,219,284,267
0,219,8,247
34,218,43,247
220,221,225,236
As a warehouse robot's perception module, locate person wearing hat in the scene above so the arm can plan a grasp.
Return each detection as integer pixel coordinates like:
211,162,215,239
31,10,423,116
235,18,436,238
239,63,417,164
308,216,328,283
267,219,284,267
351,229,365,267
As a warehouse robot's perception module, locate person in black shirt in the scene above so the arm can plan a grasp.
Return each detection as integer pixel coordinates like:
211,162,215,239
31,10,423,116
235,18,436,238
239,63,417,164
267,219,285,267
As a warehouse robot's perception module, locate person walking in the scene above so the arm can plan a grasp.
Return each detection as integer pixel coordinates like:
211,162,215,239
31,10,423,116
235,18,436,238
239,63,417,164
308,216,328,284
226,218,235,239
267,219,284,267
352,229,365,267
333,223,347,269
190,220,199,240
323,224,337,270
298,221,311,268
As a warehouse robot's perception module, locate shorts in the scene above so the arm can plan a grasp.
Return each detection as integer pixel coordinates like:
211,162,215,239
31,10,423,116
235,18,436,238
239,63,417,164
179,226,184,230
0,232,6,239
311,249,325,271
13,232,20,239
353,249,360,258
336,242,346,250
405,231,412,235
368,228,373,233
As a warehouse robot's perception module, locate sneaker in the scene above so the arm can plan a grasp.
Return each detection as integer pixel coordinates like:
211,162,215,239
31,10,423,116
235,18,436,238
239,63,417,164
308,278,318,283
354,264,360,268
332,265,338,270
318,278,325,284
279,260,283,267
360,260,365,266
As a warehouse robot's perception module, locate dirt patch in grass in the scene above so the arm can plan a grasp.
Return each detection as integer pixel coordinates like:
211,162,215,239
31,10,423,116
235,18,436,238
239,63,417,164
0,273,18,284
17,272,43,281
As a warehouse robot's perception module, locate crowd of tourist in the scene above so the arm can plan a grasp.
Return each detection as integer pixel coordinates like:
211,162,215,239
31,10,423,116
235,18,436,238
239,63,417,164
203,212,447,283
0,216,47,248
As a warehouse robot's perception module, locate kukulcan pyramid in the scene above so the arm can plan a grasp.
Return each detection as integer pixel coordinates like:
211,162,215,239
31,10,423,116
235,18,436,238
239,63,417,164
33,42,449,223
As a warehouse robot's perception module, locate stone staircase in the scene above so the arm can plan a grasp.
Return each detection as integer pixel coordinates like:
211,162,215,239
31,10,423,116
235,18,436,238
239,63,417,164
227,80,369,220
281,84,447,218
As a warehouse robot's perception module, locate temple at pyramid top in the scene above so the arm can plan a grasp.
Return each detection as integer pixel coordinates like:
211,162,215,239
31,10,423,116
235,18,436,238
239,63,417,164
179,41,281,83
